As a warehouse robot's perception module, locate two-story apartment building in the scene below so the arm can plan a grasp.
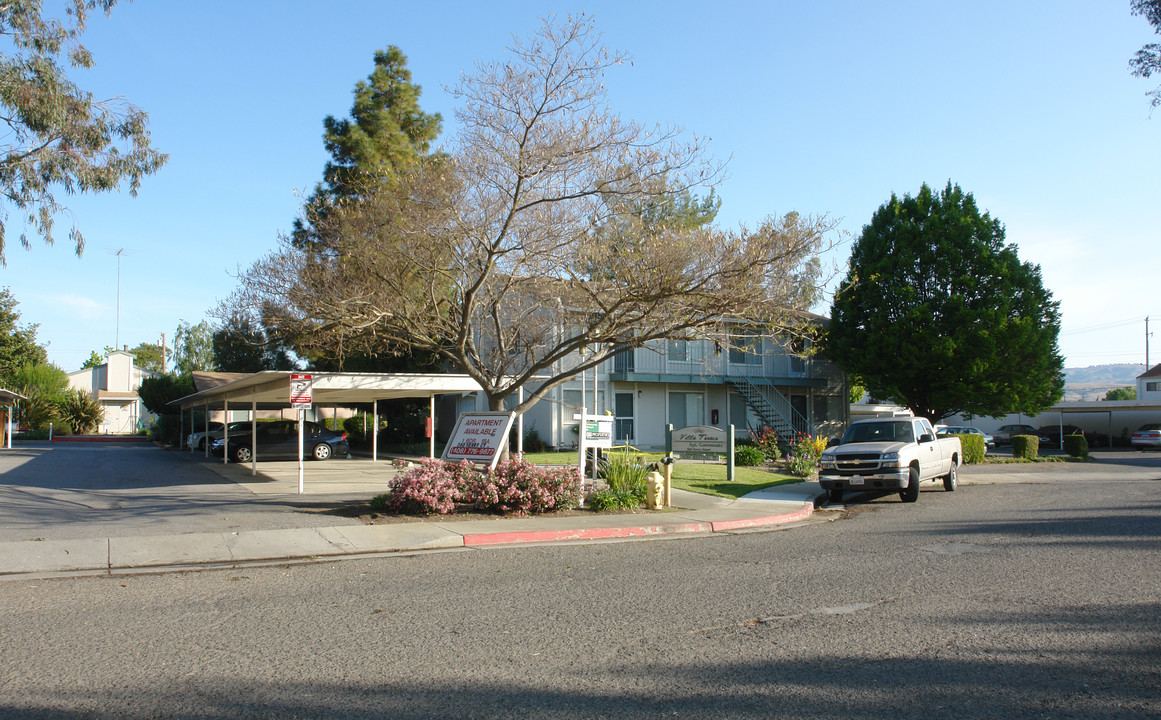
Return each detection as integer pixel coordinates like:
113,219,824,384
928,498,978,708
1139,364,1161,402
519,331,848,451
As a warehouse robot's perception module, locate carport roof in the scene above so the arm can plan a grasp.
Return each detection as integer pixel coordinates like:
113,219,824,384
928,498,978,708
169,371,484,411
0,388,27,405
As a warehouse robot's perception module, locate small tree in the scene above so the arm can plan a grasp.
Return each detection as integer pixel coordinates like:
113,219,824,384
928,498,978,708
0,288,48,384
1105,386,1136,401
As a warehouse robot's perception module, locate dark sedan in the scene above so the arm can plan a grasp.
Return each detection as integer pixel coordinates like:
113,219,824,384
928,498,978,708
1037,424,1085,446
211,420,349,462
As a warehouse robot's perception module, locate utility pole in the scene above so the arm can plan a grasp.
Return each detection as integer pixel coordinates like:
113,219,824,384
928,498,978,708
1147,316,1152,369
114,248,124,348
160,333,167,374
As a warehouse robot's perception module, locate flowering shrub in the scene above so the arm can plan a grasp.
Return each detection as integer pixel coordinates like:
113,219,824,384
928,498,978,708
751,427,782,461
466,458,582,515
391,457,411,469
785,433,828,477
384,457,582,516
384,458,463,514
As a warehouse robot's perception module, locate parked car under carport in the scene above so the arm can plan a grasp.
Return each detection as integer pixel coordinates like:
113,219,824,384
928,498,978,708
211,420,349,463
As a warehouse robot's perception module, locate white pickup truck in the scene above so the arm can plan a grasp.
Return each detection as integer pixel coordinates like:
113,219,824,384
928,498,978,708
818,417,962,503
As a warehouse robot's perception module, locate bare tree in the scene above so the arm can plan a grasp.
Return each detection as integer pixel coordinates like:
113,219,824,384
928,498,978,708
229,15,833,417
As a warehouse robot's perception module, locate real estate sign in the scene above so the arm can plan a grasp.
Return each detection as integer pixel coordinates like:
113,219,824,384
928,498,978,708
441,411,517,469
583,415,614,449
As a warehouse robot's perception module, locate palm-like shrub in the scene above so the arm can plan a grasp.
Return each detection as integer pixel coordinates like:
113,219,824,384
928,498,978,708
59,388,103,434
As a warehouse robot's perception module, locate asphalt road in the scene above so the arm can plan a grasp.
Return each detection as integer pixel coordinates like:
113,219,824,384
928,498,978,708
0,442,370,542
0,452,1158,719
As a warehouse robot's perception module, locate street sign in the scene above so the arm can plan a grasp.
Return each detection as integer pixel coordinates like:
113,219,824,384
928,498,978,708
290,373,313,408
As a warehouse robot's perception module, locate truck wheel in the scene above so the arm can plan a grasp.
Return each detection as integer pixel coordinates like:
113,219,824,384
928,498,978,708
899,466,920,503
943,463,958,492
828,488,843,504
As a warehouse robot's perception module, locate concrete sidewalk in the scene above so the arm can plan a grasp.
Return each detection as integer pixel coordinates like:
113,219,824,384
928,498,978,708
0,484,826,579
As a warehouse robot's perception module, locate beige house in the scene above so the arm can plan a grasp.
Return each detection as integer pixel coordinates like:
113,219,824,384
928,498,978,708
67,350,160,434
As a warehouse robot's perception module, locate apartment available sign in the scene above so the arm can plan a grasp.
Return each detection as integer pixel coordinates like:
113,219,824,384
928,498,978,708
442,412,517,468
672,425,728,454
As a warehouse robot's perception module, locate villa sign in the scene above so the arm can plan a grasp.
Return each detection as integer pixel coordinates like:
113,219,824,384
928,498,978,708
672,425,728,454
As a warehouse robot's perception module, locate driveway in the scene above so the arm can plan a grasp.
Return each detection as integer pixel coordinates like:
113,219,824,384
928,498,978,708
0,442,400,543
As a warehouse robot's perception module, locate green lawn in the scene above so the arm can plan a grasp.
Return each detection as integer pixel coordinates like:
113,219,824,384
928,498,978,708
518,450,803,500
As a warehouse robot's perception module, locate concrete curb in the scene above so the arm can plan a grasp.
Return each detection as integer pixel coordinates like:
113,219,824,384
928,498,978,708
0,499,820,578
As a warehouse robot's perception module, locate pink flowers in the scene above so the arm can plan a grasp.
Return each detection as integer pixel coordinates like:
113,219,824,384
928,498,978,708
385,457,582,515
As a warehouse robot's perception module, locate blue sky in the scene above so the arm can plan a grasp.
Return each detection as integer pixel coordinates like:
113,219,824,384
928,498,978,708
3,1,1158,372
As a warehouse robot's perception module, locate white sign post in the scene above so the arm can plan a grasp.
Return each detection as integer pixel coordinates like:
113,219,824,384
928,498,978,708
290,374,312,494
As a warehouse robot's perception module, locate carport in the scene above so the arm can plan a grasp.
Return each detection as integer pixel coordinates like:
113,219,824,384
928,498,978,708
170,372,485,480
0,388,27,449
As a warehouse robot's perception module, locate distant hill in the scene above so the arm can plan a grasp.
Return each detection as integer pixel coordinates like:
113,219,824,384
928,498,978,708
1063,363,1145,401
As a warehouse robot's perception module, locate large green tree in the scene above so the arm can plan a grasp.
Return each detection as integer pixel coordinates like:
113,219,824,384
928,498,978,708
212,314,295,372
0,0,167,262
825,182,1064,421
1130,0,1161,109
0,287,47,384
291,46,442,251
128,341,164,372
171,320,215,374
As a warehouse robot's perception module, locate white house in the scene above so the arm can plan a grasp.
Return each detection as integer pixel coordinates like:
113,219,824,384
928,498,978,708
516,331,849,451
1138,363,1161,403
67,350,160,434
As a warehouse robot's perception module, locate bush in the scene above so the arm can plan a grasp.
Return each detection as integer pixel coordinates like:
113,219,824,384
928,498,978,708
750,427,782,461
58,388,102,435
466,458,582,515
590,451,647,510
734,445,765,467
786,433,828,477
1063,434,1089,458
1011,434,1039,460
953,433,987,464
149,414,185,447
384,457,582,516
342,412,376,447
522,427,547,453
384,458,464,514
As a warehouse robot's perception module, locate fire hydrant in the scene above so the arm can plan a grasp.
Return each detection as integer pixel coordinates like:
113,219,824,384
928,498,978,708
645,470,665,509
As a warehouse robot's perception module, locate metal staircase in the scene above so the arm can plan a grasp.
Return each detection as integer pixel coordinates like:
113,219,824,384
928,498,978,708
727,378,811,440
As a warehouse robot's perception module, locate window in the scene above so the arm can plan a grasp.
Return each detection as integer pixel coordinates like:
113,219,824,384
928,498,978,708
669,392,704,429
729,333,761,365
1148,382,1160,392
789,336,807,374
813,395,829,423
667,339,688,362
614,392,634,442
613,349,635,373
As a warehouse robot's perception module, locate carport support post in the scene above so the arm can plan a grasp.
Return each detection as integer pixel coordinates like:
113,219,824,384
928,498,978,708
429,394,436,459
203,404,210,458
372,399,378,462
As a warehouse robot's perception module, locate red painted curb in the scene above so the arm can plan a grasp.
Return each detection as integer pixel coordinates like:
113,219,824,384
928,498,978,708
463,521,714,546
708,503,814,532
